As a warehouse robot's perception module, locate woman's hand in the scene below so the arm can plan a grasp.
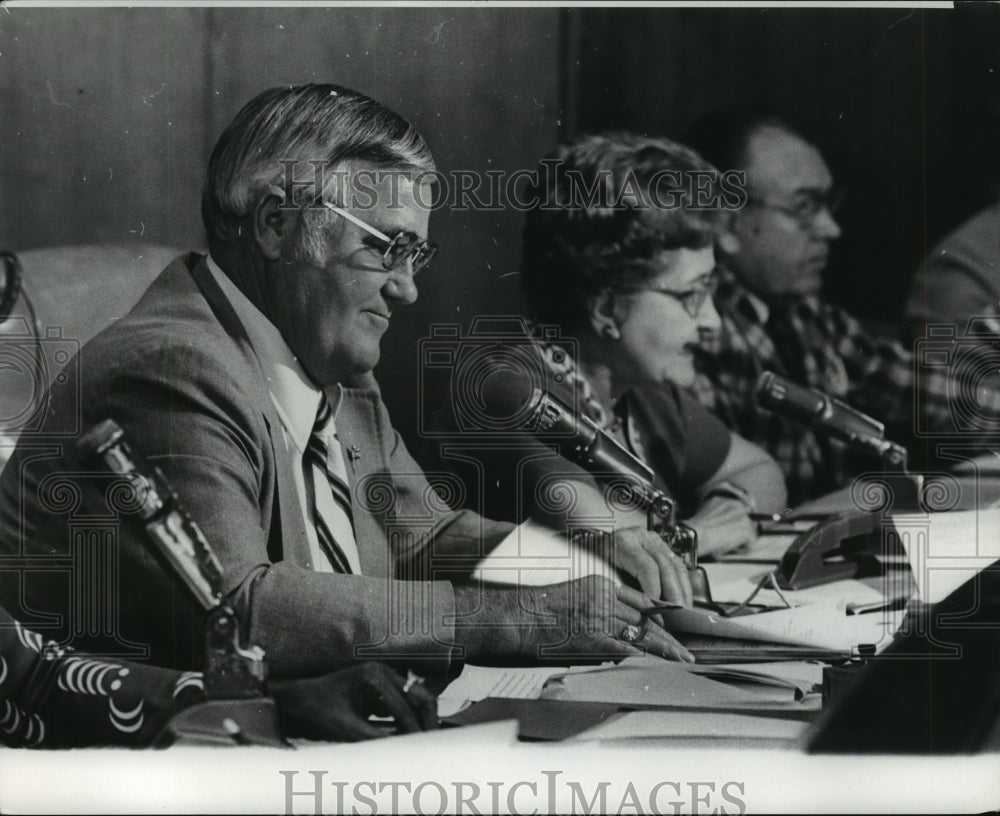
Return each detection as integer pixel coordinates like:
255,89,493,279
684,496,757,557
271,663,438,742
585,526,694,607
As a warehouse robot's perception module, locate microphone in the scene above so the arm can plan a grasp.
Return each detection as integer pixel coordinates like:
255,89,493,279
478,369,701,570
479,368,656,489
76,419,269,701
756,370,885,442
755,371,907,468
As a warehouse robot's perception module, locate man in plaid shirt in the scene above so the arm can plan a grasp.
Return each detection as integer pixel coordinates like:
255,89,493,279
685,108,996,505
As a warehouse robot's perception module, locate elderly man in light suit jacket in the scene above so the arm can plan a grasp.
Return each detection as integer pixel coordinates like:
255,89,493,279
0,84,692,679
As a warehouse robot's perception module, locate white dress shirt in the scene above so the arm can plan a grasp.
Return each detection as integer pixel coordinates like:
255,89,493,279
205,255,361,573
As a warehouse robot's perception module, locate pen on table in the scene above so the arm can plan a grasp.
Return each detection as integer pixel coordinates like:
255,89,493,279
639,602,684,619
845,596,911,616
750,512,831,523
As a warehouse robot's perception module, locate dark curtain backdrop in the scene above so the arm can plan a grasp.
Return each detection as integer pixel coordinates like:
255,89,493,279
1,6,998,449
566,5,1000,332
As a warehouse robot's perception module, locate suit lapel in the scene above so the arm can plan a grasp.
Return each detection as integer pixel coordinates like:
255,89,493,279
336,388,390,579
187,256,313,569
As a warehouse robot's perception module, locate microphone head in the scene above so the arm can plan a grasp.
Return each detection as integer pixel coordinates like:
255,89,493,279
755,370,827,425
475,366,543,430
755,370,783,407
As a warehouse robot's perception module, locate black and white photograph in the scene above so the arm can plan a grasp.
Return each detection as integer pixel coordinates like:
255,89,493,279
0,1,998,812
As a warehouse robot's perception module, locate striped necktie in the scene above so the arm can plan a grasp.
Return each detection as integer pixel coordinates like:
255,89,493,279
305,398,362,574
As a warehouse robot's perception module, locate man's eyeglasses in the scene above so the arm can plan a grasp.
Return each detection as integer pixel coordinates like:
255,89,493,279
749,187,845,230
324,202,438,274
642,274,718,318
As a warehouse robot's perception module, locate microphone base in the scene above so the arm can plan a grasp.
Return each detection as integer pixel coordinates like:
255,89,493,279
690,566,711,604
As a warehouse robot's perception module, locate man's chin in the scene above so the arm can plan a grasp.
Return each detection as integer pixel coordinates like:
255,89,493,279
308,351,380,387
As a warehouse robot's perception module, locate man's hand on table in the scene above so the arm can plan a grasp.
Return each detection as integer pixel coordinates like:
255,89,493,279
453,576,695,664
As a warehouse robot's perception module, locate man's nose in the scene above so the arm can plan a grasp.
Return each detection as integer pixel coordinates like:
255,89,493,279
384,263,419,305
813,206,842,241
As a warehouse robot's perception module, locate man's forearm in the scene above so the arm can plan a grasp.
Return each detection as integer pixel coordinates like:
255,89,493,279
451,583,523,661
239,565,460,676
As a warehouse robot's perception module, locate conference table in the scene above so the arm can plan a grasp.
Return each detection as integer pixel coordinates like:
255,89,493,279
2,477,999,815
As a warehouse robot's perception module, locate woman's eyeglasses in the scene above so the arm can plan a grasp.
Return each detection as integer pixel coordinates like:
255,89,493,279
324,202,438,274
642,274,719,318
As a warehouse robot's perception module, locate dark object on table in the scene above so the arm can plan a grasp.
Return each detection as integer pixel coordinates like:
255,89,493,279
806,560,1000,753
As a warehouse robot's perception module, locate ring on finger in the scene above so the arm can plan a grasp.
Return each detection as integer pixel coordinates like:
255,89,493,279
402,670,425,694
619,623,646,644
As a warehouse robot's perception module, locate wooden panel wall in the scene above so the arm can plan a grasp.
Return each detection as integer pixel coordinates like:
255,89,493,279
2,7,997,442
0,8,210,250
0,7,563,445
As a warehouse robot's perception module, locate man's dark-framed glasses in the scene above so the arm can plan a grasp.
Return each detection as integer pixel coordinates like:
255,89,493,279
749,187,844,229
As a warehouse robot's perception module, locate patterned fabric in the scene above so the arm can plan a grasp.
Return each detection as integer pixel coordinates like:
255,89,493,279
305,398,362,575
691,264,1000,504
0,605,203,748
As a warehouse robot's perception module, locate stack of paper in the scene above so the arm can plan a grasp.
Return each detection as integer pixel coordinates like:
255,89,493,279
538,655,817,709
683,661,823,701
569,710,808,743
657,602,904,653
438,663,604,717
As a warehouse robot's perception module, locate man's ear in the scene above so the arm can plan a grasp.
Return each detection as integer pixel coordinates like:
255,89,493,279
253,190,291,262
587,289,624,340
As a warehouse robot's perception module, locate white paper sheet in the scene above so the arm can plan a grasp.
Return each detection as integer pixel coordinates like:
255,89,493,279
570,710,807,742
437,663,602,717
471,518,618,586
701,562,886,608
658,602,904,652
892,509,1000,602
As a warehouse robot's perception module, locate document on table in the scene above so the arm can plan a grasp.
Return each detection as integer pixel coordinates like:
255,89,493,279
681,636,852,663
714,521,815,563
657,602,905,652
892,509,1000,603
683,660,824,700
539,655,814,708
437,663,605,717
701,562,886,608
570,710,808,743
471,518,617,587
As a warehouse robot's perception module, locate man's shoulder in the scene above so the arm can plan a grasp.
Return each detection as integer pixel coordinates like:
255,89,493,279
80,253,263,397
937,200,1000,253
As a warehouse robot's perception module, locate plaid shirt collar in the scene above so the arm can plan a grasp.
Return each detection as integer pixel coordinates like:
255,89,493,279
714,264,769,326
